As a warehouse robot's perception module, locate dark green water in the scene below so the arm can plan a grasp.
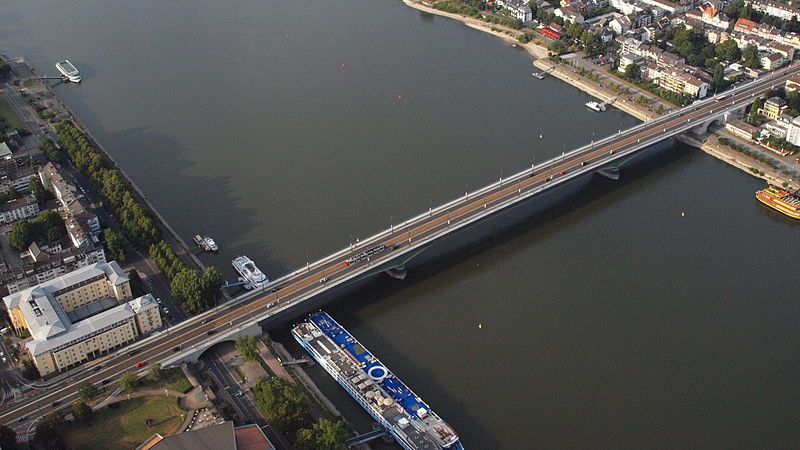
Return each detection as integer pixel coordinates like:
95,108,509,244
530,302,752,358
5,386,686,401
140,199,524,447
1,0,798,447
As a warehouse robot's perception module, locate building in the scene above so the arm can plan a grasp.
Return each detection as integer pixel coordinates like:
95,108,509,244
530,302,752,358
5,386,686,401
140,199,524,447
785,73,800,92
643,64,710,98
0,159,37,195
747,0,800,21
496,0,534,21
609,15,633,34
785,117,800,145
618,52,644,72
137,422,275,450
725,119,760,140
555,6,585,24
0,142,11,160
0,195,39,224
2,241,107,295
760,96,787,119
639,0,678,13
760,52,787,70
39,162,78,208
1,261,161,375
38,162,100,247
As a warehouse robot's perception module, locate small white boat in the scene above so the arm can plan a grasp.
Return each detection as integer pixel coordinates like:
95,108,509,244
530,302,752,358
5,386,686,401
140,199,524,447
585,101,606,112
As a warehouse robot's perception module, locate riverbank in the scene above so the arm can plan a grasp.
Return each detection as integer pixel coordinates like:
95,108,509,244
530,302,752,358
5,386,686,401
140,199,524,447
10,57,206,273
400,1,800,189
402,1,660,120
679,132,800,190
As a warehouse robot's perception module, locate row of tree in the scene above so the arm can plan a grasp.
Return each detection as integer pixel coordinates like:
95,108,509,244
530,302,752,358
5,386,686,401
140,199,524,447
252,378,349,449
149,240,223,313
55,121,224,314
55,121,160,247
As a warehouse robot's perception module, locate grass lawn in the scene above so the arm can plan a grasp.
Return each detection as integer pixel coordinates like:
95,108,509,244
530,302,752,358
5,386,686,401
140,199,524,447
0,95,25,131
62,396,185,450
139,367,193,394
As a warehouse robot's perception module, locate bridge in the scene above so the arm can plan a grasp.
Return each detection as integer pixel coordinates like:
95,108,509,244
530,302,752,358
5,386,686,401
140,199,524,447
2,63,799,428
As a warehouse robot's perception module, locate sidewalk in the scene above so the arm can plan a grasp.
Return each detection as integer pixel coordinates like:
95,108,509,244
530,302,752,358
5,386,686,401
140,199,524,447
694,131,800,190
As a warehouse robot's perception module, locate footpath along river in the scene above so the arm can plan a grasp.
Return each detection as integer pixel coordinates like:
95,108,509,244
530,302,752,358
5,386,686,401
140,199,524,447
1,0,799,447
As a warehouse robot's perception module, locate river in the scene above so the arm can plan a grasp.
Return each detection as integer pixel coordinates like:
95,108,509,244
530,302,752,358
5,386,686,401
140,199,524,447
1,0,799,448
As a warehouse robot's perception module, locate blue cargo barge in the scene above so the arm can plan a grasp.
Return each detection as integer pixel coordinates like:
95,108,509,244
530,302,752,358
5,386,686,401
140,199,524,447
292,311,463,450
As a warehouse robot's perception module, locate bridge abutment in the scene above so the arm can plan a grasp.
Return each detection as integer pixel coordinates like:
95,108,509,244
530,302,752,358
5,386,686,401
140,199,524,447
161,322,263,368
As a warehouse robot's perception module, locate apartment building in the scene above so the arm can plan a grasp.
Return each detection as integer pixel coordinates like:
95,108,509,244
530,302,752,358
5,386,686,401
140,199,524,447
2,261,160,375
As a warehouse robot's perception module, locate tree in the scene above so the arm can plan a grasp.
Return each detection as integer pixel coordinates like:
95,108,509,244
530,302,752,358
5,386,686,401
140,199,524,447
252,378,311,437
201,266,224,306
294,419,350,450
78,382,97,400
40,139,64,163
72,401,92,422
0,424,17,450
148,362,163,381
749,97,764,125
236,336,259,361
8,220,34,250
624,63,641,81
713,63,726,91
103,228,127,262
171,269,204,313
28,176,48,203
20,360,39,380
743,44,760,69
120,371,138,392
34,412,65,450
715,39,741,63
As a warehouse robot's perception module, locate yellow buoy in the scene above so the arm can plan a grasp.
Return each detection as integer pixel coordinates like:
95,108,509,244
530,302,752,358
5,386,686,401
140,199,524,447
681,212,685,217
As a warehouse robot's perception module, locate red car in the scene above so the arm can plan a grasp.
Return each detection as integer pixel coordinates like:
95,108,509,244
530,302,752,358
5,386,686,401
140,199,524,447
135,361,146,368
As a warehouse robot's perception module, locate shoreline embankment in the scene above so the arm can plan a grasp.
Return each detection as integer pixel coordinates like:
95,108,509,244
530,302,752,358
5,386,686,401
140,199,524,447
402,0,656,121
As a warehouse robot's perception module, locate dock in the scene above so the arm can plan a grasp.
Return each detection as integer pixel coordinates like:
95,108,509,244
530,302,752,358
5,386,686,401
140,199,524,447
193,234,218,252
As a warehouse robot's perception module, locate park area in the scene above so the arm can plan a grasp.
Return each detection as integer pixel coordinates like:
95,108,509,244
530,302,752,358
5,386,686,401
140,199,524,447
61,396,185,449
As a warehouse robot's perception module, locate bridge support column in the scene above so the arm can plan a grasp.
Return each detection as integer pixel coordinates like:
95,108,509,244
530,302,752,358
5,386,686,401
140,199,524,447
384,265,407,280
596,166,620,180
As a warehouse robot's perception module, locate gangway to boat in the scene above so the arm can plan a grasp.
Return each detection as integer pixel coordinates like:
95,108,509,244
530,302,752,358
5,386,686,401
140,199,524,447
222,279,248,288
346,428,389,448
279,358,312,366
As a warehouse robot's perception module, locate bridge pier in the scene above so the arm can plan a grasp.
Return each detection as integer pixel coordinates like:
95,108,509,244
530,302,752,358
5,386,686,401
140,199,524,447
384,265,407,280
596,166,620,180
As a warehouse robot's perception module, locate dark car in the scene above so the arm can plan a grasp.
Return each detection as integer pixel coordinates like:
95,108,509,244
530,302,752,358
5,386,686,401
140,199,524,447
51,401,61,407
172,346,181,352
206,330,216,336
127,350,137,357
101,379,111,385
16,416,26,422
93,365,102,372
